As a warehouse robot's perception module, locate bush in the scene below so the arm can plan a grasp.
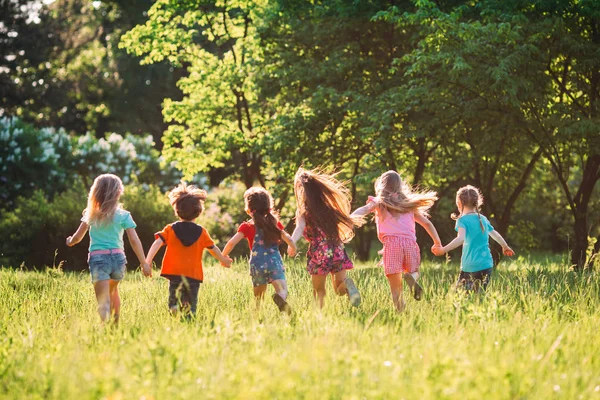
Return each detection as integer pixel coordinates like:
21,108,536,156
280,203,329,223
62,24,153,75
0,183,176,271
0,117,183,208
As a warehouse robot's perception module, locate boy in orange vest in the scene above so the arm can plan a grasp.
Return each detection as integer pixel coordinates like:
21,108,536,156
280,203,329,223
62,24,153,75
145,183,232,316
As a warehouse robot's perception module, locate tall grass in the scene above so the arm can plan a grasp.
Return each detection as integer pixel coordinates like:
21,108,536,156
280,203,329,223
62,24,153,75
0,257,598,399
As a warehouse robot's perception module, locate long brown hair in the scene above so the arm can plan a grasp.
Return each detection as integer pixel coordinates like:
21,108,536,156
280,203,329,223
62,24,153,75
374,170,438,217
294,167,364,243
244,187,282,245
451,185,485,232
83,174,124,225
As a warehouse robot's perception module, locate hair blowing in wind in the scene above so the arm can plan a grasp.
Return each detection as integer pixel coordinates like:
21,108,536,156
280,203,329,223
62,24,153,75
294,167,364,243
374,171,437,217
83,174,124,225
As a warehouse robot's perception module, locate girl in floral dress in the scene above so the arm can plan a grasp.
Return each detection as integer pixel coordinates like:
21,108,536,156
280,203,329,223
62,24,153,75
289,168,364,308
222,187,297,313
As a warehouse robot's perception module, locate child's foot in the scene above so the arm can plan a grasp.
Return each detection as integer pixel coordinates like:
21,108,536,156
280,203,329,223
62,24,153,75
272,293,292,315
345,278,361,307
403,273,423,301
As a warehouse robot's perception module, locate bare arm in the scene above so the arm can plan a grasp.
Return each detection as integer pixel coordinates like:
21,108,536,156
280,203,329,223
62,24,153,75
415,213,442,246
489,230,515,256
126,228,146,265
207,246,232,268
222,232,245,257
350,202,377,218
66,222,89,247
290,214,306,244
438,227,466,255
282,231,297,257
145,238,164,265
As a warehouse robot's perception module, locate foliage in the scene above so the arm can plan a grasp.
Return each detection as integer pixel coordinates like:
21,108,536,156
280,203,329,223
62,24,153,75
0,117,182,208
0,183,176,270
0,0,181,140
120,0,269,185
0,260,599,398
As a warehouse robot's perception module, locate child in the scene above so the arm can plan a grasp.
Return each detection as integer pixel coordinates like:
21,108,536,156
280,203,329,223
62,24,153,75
145,183,232,316
222,187,297,314
432,185,514,292
351,171,442,312
66,174,149,323
290,167,364,308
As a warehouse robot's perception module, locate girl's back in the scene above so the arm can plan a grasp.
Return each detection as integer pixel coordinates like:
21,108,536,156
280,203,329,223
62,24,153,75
456,213,494,272
87,208,135,251
370,196,416,241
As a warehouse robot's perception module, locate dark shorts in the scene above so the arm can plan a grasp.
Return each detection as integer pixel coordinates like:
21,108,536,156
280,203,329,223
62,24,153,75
166,276,201,314
457,268,492,292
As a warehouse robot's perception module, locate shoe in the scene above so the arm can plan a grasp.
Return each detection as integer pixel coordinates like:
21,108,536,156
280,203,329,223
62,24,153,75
345,278,361,307
272,293,292,315
403,273,423,301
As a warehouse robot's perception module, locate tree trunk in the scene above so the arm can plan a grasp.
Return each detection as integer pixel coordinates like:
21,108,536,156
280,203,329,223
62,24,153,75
571,213,589,269
353,227,374,261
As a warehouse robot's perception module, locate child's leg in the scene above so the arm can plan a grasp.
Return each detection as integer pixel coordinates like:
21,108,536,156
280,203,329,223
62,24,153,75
253,284,268,307
333,270,361,306
108,279,121,323
271,279,288,300
386,273,406,313
271,279,291,314
311,275,327,308
93,280,111,322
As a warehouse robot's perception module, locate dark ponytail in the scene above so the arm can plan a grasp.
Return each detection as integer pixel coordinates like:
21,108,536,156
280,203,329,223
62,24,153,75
244,187,282,245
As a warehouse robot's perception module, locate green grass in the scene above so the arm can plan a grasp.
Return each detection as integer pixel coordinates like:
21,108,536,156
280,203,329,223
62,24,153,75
0,257,599,399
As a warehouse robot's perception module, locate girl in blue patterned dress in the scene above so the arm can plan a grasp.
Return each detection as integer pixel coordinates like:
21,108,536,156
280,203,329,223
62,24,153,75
223,187,297,313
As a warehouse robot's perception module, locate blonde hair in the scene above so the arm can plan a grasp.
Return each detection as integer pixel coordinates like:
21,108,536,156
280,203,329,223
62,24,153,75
168,183,207,221
294,167,364,243
373,170,437,217
83,174,124,225
451,185,485,232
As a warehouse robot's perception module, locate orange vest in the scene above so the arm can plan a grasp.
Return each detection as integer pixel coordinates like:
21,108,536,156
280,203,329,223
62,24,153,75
155,222,215,282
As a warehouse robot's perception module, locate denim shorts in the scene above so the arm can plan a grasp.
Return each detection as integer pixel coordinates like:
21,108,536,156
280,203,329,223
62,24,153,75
457,268,492,292
88,252,127,283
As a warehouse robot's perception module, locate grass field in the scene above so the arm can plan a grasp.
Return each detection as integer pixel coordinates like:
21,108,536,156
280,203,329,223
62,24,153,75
1,256,599,399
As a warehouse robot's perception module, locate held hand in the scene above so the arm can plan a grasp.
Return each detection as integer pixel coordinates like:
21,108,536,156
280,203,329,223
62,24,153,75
142,262,152,277
503,246,515,257
431,245,444,256
287,245,297,257
221,256,233,268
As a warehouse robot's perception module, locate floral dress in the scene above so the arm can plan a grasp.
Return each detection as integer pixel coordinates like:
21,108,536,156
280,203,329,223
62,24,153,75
249,228,286,287
304,222,353,276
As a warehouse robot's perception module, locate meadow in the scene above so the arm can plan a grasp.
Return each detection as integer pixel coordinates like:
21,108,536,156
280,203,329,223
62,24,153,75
1,256,599,400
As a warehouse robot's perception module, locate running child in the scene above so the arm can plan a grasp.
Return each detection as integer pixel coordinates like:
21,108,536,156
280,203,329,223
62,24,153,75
290,167,364,308
66,173,148,323
222,187,297,314
145,183,232,317
351,170,441,312
432,185,514,292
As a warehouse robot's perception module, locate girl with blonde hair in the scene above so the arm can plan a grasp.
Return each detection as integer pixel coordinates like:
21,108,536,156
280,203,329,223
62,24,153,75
433,185,514,292
66,174,149,323
290,167,364,308
351,170,441,312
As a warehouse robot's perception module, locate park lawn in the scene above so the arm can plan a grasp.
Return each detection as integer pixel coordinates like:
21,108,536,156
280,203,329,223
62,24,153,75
0,257,599,400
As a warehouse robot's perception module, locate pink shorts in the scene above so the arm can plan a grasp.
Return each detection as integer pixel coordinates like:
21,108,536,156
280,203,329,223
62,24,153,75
380,236,421,276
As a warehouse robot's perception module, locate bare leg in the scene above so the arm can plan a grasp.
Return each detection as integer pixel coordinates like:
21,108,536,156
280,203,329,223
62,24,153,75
93,280,111,322
386,273,406,313
332,270,348,296
271,279,288,300
253,284,267,308
108,280,121,324
311,275,327,308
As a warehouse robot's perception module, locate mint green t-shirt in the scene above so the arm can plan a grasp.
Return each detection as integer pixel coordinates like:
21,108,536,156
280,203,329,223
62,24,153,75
455,214,494,272
83,209,137,251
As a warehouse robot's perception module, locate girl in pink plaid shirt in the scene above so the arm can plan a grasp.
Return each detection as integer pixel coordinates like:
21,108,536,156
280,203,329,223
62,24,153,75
351,171,441,312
